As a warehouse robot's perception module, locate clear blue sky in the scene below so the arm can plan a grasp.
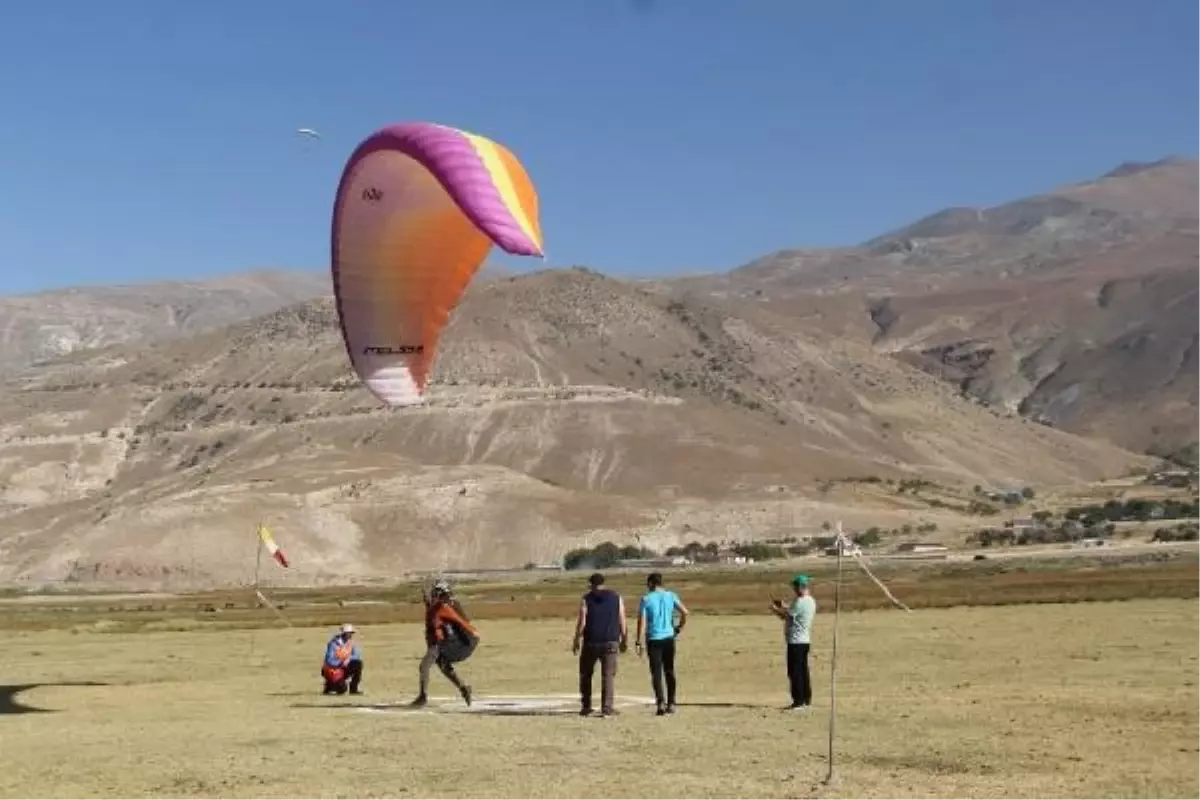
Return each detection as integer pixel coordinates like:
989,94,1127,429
0,0,1195,294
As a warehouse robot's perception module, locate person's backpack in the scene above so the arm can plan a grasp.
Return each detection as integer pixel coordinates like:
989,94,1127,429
441,599,477,645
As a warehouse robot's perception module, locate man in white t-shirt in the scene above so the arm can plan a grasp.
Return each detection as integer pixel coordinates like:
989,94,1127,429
770,574,816,709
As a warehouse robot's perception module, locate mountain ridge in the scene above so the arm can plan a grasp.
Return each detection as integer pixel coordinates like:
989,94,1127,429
0,268,1145,588
673,156,1198,455
0,157,1193,588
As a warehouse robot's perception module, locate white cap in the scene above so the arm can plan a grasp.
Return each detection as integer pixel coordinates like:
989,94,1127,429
341,623,355,634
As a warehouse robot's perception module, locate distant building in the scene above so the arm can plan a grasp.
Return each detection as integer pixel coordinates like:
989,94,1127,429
1146,470,1194,488
615,557,690,569
896,542,948,554
822,541,862,557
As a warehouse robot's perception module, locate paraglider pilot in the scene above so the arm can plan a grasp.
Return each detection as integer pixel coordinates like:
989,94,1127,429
411,580,478,707
322,623,364,695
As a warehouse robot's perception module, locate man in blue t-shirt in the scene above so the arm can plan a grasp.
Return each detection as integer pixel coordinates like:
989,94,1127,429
636,572,690,715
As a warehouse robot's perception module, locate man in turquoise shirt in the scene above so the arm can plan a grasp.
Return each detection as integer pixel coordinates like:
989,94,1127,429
770,575,816,709
636,572,690,715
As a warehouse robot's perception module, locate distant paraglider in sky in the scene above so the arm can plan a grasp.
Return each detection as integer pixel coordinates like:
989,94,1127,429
330,121,544,408
296,127,321,139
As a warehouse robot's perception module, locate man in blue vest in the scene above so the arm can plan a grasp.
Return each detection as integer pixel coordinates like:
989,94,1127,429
571,572,628,717
636,572,690,715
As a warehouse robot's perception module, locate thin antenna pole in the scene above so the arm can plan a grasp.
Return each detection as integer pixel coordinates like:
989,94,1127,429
254,525,263,594
825,525,846,785
250,524,263,660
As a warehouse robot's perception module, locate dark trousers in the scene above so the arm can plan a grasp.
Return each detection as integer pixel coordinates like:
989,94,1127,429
323,659,363,694
646,637,677,708
419,638,477,695
786,643,811,706
579,641,619,713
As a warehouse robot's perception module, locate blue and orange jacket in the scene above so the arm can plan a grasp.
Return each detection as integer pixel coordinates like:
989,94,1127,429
425,599,479,647
323,634,361,669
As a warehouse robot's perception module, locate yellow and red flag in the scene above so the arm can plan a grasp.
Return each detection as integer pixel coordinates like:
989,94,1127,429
257,524,290,568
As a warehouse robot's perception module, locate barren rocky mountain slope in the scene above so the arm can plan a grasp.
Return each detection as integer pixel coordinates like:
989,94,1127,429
1,158,1191,589
672,157,1199,456
0,269,1145,588
0,269,329,375
719,157,1196,290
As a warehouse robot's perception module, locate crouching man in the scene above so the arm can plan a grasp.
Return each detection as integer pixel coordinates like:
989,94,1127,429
321,623,364,695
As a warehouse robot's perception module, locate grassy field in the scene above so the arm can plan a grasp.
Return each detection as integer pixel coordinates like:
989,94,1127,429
1,600,1196,798
2,545,1196,634
0,551,1197,799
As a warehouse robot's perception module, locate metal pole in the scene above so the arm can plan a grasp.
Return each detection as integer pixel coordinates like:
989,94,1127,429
254,527,263,593
250,525,263,660
825,532,845,785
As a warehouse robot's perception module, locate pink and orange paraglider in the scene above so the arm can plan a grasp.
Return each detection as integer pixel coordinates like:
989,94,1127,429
330,122,544,407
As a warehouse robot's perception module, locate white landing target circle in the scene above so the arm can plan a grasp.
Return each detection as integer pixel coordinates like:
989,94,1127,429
357,693,656,716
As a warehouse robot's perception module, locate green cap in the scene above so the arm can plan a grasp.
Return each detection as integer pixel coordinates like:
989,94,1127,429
792,574,810,587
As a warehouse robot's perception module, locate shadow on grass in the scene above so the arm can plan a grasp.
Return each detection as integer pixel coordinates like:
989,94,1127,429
289,700,577,717
291,695,667,718
0,682,109,716
673,701,803,712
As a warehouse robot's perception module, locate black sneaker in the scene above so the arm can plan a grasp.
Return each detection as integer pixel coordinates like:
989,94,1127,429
409,694,428,707
656,705,666,716
460,684,473,707
666,703,677,714
579,707,593,717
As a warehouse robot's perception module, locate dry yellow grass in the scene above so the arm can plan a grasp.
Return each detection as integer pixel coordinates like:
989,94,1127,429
1,598,1196,798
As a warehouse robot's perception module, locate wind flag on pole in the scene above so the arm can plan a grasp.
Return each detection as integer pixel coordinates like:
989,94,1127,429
257,524,290,568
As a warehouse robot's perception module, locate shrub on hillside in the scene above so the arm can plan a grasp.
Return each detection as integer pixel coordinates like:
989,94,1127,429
854,528,883,547
732,542,786,561
563,541,656,571
1151,523,1199,543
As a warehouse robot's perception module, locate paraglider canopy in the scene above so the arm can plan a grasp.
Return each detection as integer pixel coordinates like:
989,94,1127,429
296,127,321,139
330,121,543,408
